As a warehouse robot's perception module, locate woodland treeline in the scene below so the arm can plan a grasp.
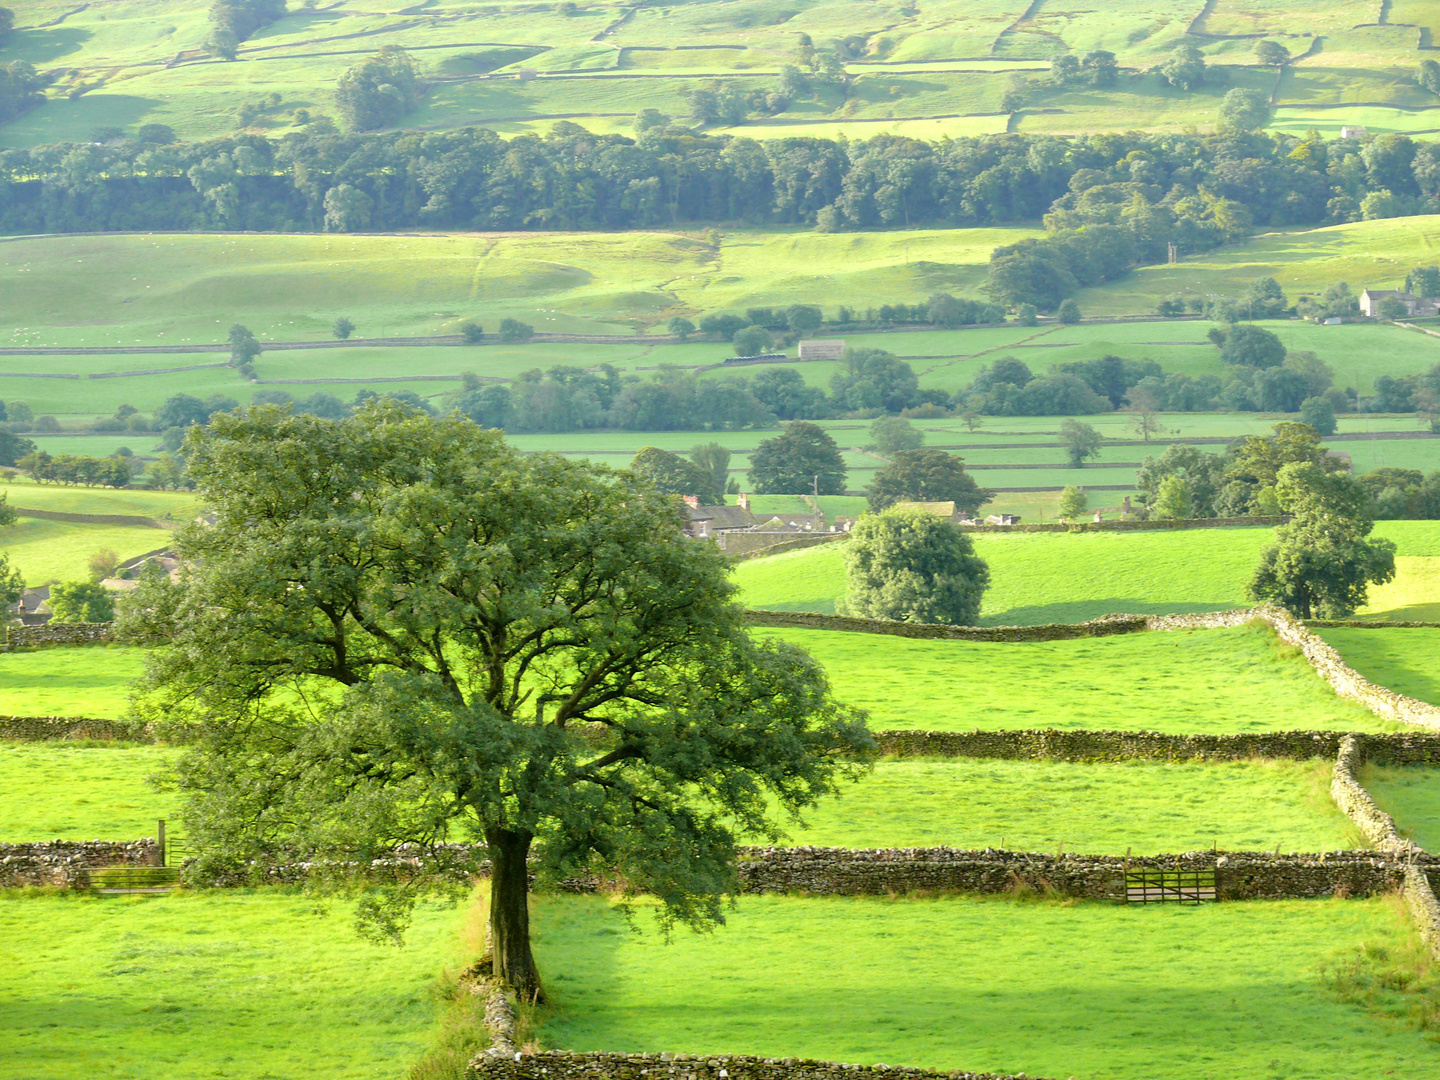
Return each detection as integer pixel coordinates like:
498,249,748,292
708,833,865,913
2,126,1436,247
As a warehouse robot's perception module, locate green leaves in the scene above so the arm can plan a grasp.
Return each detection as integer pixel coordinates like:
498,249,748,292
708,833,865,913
842,508,990,626
126,402,871,967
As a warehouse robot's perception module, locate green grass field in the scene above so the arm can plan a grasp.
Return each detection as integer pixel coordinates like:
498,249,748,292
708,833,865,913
1,479,200,521
781,757,1357,853
0,645,146,717
533,892,1440,1079
1,519,172,587
734,522,1440,623
1313,628,1440,707
0,743,177,841
0,741,1355,852
0,0,1430,145
758,624,1392,734
0,888,478,1080
1359,765,1440,852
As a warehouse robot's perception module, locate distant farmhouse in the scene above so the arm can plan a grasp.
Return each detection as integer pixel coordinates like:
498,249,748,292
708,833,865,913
1359,288,1440,318
797,339,846,361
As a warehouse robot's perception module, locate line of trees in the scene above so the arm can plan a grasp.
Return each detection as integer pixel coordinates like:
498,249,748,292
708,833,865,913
3,126,1439,241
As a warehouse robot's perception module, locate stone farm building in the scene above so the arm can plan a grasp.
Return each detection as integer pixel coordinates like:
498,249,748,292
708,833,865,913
1359,288,1440,318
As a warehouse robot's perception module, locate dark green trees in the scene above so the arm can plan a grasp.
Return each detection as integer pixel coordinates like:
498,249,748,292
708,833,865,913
748,421,847,494
630,445,723,504
842,508,990,625
120,404,871,1000
1248,463,1396,618
335,47,421,131
865,450,994,516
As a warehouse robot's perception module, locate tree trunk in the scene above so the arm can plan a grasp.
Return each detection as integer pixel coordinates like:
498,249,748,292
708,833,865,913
486,826,544,1002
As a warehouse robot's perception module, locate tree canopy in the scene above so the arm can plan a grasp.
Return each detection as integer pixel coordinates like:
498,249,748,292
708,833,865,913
1247,462,1396,618
119,404,872,1000
865,449,994,515
1059,418,1104,466
841,508,990,625
748,421,847,494
630,445,723,504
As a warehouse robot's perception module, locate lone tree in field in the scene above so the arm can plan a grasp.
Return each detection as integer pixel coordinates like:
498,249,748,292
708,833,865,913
1059,418,1103,467
119,404,871,1000
748,421,847,495
865,449,993,516
1247,462,1396,618
1057,485,1087,521
842,507,989,625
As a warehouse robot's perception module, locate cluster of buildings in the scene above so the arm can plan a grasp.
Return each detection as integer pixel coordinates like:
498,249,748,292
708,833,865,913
1358,288,1440,319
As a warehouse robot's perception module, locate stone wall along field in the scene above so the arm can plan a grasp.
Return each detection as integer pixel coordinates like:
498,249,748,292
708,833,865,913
0,840,158,887
471,1051,1048,1080
2,622,114,650
0,715,158,741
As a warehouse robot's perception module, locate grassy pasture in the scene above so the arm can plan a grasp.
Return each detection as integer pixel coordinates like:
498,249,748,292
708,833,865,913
1362,765,1440,852
0,644,147,717
0,889,476,1080
0,743,178,841
757,624,1392,733
781,757,1358,853
1314,628,1440,706
733,527,1272,621
534,893,1440,1078
1,478,200,521
734,521,1440,622
0,0,1427,145
0,742,1356,851
1,519,171,586
9,225,1440,357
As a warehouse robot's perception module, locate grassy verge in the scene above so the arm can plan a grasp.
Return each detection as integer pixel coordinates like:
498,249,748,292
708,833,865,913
0,887,478,1080
532,892,1440,1078
758,624,1392,734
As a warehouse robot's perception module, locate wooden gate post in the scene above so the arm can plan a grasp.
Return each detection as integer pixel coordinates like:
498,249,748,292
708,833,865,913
156,819,167,868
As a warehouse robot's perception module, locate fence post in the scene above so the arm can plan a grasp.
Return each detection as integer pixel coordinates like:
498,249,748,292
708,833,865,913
156,818,166,868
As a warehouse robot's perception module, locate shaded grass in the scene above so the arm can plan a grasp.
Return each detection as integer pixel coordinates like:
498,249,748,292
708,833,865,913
533,892,1440,1078
1313,628,1440,706
0,742,178,841
772,756,1360,853
757,624,1394,733
0,644,148,716
0,887,475,1080
1359,764,1440,853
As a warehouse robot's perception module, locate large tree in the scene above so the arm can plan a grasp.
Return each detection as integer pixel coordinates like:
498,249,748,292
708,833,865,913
841,508,990,625
748,421,847,494
1247,462,1396,618
630,445,723,504
865,449,994,515
120,404,871,999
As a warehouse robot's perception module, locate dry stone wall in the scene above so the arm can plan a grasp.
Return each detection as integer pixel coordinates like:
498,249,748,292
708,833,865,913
731,846,1413,901
472,1054,1048,1080
0,840,157,887
746,609,1149,641
2,622,114,650
471,1052,1046,1080
0,715,158,741
959,515,1287,535
873,728,1349,761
